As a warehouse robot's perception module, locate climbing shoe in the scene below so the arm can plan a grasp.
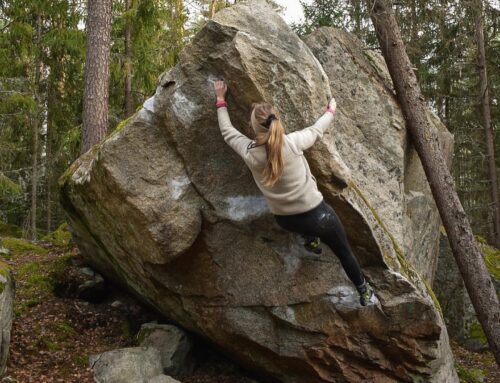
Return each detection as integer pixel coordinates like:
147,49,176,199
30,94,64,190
302,235,322,254
356,281,376,306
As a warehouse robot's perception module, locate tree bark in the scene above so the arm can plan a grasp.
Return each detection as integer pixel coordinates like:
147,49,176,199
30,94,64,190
209,0,219,18
81,0,113,154
30,13,43,241
46,80,53,234
474,0,500,247
353,0,362,36
366,0,500,365
124,0,134,117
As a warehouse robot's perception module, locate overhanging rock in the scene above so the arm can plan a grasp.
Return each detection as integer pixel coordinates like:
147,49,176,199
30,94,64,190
59,1,458,382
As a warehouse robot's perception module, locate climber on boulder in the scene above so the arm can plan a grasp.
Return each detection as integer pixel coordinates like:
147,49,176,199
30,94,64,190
213,79,376,306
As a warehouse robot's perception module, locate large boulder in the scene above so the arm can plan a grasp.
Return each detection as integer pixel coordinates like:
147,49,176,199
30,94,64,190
89,347,163,383
59,1,457,382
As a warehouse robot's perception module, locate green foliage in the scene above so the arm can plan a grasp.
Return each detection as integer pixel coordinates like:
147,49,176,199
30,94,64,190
0,221,22,238
0,0,85,232
109,0,188,128
292,0,348,36
0,172,22,199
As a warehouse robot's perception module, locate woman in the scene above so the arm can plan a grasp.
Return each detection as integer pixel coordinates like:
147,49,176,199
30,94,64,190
213,80,376,306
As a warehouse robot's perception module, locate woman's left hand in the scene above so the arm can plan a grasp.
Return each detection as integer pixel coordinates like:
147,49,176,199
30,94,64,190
214,80,227,101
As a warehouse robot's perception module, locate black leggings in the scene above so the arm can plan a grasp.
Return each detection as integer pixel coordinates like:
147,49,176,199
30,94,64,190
274,199,365,287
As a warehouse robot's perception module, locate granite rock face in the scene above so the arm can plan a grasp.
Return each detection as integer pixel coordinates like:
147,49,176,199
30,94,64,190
137,323,195,377
303,27,454,285
0,261,14,376
59,1,457,382
89,347,163,383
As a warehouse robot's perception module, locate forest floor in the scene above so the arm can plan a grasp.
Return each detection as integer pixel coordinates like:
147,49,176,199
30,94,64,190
0,231,498,383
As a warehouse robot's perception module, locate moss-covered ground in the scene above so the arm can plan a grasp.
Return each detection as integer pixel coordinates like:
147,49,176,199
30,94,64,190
453,340,499,383
0,221,22,238
1,228,140,382
2,226,257,383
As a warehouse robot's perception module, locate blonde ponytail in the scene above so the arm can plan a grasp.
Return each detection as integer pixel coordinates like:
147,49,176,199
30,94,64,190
251,103,285,187
262,119,284,186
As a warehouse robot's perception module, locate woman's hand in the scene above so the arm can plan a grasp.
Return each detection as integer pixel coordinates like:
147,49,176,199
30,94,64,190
214,80,227,101
328,97,337,112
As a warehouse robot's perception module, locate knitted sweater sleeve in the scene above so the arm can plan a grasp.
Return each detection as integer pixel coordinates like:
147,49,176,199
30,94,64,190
287,111,335,153
217,106,253,161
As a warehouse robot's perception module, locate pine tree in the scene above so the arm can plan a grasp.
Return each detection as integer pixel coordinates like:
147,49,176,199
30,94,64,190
0,0,85,235
366,0,500,364
81,0,113,154
473,0,500,247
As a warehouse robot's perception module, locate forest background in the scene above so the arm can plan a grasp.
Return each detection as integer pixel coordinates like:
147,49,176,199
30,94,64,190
0,0,498,249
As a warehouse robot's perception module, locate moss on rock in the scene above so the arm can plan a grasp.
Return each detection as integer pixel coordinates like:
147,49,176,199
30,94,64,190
42,222,72,248
476,235,500,280
468,322,487,345
348,180,443,317
0,260,10,294
114,115,134,133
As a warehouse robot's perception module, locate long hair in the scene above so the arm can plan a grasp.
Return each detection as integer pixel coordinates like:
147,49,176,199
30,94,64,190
250,103,285,187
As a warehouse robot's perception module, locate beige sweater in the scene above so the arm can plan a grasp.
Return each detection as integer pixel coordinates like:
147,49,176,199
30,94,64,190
217,106,335,215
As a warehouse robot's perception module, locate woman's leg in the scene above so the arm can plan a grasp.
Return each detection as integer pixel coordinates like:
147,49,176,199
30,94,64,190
313,203,365,287
274,201,365,287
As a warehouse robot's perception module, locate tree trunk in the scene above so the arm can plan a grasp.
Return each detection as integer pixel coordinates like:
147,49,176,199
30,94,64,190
30,13,43,241
81,0,113,154
366,0,500,365
210,0,219,18
31,113,39,241
354,0,361,36
474,0,500,247
46,81,53,234
124,0,134,117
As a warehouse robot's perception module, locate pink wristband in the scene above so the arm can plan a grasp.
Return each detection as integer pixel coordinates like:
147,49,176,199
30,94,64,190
326,106,336,115
216,100,227,108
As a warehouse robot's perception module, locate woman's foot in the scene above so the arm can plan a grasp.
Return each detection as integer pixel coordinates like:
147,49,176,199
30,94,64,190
302,235,322,254
356,281,376,306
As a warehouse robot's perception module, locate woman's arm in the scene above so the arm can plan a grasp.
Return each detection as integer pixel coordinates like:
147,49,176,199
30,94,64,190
287,98,337,153
213,80,253,160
